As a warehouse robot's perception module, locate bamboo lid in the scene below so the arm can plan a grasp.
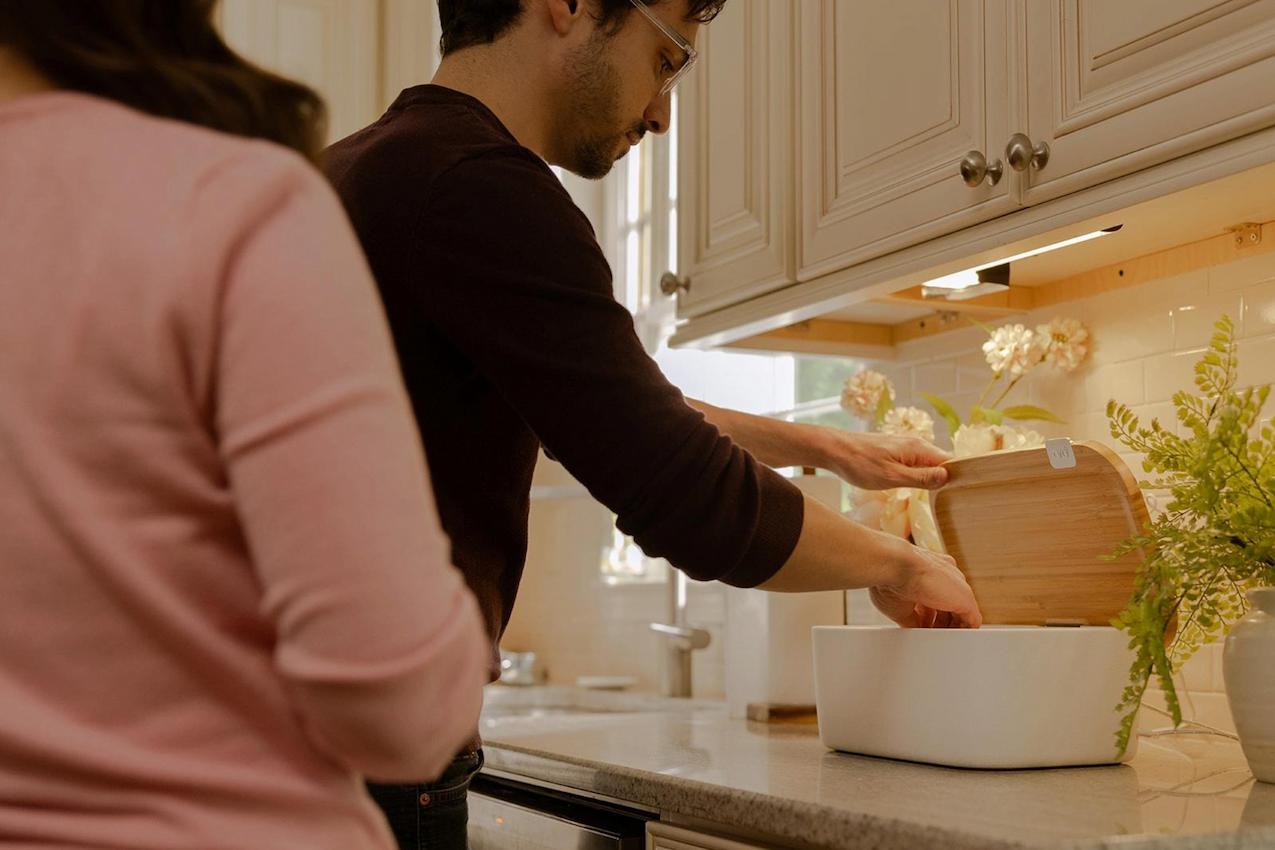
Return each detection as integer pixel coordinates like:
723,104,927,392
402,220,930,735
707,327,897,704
931,441,1149,626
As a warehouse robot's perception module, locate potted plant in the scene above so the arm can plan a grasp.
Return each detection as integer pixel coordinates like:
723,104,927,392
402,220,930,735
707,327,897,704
1106,315,1275,778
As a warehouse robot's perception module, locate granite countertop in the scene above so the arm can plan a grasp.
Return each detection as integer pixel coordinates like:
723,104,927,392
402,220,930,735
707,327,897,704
478,686,1275,850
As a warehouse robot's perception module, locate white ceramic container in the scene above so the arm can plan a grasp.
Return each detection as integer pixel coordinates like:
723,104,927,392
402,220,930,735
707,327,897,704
813,624,1137,769
1224,587,1275,783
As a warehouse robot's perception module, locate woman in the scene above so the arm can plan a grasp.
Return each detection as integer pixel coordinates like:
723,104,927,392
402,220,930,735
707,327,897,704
0,3,487,848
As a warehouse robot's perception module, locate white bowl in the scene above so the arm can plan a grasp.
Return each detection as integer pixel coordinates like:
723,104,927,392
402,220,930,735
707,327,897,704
812,625,1137,769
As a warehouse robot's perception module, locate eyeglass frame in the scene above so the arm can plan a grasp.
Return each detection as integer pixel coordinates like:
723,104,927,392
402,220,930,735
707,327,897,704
628,0,698,96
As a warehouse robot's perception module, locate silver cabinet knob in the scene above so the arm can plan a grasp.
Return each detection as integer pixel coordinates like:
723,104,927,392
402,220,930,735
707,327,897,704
958,151,999,187
1005,133,1050,172
959,150,1003,187
659,271,691,296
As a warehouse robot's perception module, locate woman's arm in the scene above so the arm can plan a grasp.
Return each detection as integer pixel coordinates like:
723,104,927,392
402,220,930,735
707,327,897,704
209,155,487,782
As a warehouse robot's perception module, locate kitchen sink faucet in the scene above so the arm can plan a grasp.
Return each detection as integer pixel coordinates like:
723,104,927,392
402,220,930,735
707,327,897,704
649,569,711,697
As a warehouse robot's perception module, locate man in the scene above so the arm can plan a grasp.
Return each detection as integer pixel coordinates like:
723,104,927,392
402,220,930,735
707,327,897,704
324,1,983,846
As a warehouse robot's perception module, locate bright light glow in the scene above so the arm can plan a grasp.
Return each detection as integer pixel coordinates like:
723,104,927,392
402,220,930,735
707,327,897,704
922,269,981,290
921,227,1120,294
987,228,1117,268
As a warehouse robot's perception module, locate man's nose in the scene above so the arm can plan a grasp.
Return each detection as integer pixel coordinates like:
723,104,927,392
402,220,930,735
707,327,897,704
643,89,672,135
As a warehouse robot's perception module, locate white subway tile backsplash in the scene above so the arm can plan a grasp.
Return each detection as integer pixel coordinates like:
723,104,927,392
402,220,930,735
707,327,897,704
1087,360,1146,413
1084,290,1176,363
895,324,983,364
1144,350,1205,404
1241,279,1275,338
1209,249,1275,293
1027,370,1087,418
1079,410,1114,443
1174,296,1244,351
1236,334,1275,390
955,353,991,394
912,360,959,397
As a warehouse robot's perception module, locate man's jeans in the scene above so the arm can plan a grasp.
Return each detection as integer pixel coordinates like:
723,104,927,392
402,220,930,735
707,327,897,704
368,749,484,850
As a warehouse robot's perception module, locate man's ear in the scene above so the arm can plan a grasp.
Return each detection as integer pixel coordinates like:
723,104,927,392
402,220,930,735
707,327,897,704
546,0,585,36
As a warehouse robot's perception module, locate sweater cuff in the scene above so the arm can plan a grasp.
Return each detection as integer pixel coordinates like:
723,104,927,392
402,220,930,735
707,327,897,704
718,470,805,588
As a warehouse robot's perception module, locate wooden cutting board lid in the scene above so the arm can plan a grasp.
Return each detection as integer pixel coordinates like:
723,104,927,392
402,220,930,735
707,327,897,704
931,440,1149,626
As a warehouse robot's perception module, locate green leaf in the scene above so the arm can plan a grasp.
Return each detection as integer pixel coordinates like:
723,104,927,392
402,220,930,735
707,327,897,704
920,392,961,433
873,385,895,427
1001,404,1066,424
970,406,1004,425
968,317,997,337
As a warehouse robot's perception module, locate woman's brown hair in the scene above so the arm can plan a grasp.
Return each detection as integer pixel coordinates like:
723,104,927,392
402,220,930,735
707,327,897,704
0,0,327,162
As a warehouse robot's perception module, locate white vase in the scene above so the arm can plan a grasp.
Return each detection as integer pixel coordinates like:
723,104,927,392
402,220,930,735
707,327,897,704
1224,587,1275,783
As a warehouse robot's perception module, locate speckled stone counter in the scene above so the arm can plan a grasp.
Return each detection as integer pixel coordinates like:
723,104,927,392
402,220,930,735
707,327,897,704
478,687,1275,850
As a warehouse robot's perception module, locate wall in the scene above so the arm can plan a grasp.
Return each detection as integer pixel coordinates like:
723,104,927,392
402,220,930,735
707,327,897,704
872,246,1275,734
499,453,729,696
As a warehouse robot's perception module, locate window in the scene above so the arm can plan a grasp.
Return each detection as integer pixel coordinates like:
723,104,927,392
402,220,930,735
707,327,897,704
598,99,862,581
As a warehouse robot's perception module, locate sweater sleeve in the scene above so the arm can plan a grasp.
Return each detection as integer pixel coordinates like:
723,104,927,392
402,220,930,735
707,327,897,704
203,149,487,782
413,151,804,587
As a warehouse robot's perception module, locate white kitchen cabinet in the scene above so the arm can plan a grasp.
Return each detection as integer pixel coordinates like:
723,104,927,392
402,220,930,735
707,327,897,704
670,0,1275,331
674,0,797,317
216,0,438,145
796,0,1017,282
648,821,775,850
1020,0,1275,205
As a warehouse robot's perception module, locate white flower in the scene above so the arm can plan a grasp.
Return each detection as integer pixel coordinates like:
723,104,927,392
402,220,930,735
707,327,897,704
951,423,1046,457
907,489,946,554
847,488,912,540
952,423,998,457
1037,317,1089,373
840,369,895,419
847,487,948,549
879,406,936,443
998,424,1045,451
983,323,1046,378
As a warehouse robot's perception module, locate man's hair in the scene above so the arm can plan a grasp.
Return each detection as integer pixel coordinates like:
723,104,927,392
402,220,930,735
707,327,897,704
438,0,727,56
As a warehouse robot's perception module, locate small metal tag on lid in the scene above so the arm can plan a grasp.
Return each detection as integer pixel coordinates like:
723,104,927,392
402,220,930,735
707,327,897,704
1046,437,1076,469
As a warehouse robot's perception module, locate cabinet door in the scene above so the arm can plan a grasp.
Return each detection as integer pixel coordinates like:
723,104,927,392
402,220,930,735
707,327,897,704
797,0,1015,282
217,0,381,145
648,821,775,850
675,0,796,318
1021,0,1275,205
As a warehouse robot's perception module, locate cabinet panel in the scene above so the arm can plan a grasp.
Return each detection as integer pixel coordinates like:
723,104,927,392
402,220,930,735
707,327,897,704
648,821,775,850
1022,0,1275,203
218,0,381,144
797,0,1015,282
675,0,796,317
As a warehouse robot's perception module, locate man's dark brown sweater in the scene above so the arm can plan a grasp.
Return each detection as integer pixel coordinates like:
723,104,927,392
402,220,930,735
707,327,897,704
323,85,804,675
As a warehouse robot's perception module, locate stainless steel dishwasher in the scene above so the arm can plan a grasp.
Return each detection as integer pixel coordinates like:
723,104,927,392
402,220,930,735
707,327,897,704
468,771,651,849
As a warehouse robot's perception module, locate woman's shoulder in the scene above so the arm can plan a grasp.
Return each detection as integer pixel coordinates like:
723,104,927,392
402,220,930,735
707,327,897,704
29,90,331,224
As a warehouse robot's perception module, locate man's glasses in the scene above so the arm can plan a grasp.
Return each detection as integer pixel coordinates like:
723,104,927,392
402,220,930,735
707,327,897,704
628,0,698,96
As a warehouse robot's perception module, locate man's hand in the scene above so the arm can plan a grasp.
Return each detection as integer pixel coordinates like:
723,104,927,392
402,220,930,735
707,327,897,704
822,430,951,491
869,543,982,629
688,399,950,491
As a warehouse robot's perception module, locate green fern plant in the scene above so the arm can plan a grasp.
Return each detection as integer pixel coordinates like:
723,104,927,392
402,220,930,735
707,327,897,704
1106,315,1275,753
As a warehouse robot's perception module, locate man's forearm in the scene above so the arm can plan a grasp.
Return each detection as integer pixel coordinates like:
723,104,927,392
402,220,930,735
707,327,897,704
688,398,832,471
758,494,983,628
756,493,905,592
